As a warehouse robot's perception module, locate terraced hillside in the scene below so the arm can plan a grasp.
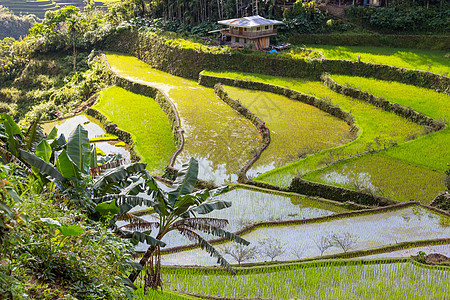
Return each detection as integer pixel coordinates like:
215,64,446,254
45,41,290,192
0,0,107,18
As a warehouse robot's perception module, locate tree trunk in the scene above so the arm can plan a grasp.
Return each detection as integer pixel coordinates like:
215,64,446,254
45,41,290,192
128,244,156,283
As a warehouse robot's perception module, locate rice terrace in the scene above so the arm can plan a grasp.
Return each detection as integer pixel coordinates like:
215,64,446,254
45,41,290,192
0,1,449,299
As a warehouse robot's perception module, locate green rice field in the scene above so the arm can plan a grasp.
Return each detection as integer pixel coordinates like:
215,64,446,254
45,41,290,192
304,153,446,203
222,86,354,177
93,86,175,174
105,53,260,184
201,71,425,188
158,261,449,300
304,45,450,76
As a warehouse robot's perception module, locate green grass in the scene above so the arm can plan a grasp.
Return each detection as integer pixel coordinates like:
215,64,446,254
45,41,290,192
304,153,445,203
222,85,354,177
135,287,203,299
304,45,450,76
202,71,423,187
331,75,450,172
93,86,175,175
105,53,260,184
160,261,450,300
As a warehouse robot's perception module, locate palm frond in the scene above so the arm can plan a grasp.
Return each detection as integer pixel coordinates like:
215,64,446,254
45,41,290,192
24,116,44,151
0,146,31,174
172,217,228,231
120,219,160,231
175,227,235,274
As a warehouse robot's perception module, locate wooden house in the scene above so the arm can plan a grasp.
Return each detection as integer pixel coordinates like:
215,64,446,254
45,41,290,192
218,15,283,50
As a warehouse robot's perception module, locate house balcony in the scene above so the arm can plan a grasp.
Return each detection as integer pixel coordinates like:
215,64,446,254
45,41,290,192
220,28,278,39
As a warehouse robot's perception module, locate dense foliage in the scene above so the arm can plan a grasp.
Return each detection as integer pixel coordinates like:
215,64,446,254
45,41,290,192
345,3,450,33
0,6,38,40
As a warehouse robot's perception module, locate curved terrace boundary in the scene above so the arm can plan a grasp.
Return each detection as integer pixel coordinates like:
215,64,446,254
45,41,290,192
213,84,271,183
322,74,446,132
100,52,185,169
142,201,450,256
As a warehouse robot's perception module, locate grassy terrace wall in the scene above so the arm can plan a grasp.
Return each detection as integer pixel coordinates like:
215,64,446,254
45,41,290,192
213,84,270,182
105,30,450,93
289,34,450,51
153,201,443,256
199,73,357,127
322,74,446,131
92,54,185,168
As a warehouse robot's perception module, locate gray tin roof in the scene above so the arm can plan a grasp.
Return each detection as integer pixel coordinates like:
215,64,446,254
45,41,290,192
218,15,283,28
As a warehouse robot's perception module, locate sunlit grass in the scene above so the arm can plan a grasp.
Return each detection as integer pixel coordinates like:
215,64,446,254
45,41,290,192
304,45,450,76
331,75,450,172
105,53,260,184
304,153,446,203
222,86,354,177
202,71,423,186
160,261,450,300
93,86,175,175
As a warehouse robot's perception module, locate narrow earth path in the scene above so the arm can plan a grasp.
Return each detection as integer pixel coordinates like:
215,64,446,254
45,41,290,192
105,53,261,184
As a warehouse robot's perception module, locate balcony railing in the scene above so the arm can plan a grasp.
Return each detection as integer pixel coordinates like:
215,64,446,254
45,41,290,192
221,28,278,38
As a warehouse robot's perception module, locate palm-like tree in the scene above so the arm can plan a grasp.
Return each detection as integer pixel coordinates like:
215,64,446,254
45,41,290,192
117,158,249,290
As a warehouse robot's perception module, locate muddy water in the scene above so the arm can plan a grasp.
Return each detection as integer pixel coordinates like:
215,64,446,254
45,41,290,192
223,86,354,178
105,53,260,185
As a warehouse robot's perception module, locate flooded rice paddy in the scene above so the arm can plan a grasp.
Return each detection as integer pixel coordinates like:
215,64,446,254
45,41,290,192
134,187,347,251
160,205,450,265
305,154,446,204
222,86,354,178
42,114,131,162
105,53,260,184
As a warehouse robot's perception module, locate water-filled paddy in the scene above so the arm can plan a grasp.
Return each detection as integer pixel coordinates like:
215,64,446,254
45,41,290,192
94,86,175,174
202,71,424,186
105,54,260,184
360,244,450,259
42,114,106,139
305,154,446,203
222,86,354,177
133,187,347,251
160,205,450,265
42,113,131,161
162,262,450,300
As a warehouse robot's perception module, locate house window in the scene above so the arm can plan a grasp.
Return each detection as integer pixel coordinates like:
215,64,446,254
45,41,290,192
244,38,247,43
236,37,240,43
244,28,247,31
257,27,261,31
265,26,269,30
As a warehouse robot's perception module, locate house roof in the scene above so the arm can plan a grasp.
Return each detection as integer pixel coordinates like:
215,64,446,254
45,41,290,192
218,15,283,28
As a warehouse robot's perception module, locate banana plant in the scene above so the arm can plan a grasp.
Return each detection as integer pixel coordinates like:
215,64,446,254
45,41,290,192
94,158,249,290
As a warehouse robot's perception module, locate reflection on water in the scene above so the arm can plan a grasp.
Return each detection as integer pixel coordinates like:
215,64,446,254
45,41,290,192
42,114,106,139
43,114,131,161
134,188,346,251
105,54,261,185
94,141,131,163
160,205,450,265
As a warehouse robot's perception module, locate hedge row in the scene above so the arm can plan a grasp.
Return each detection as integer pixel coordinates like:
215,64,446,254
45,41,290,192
288,34,450,51
199,73,358,129
100,52,185,168
105,30,450,93
289,177,397,206
213,83,271,182
322,74,446,131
